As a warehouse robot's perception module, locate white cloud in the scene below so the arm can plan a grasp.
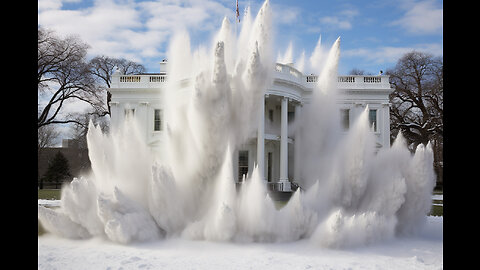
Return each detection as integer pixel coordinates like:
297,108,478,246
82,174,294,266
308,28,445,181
271,3,300,25
318,8,358,31
343,47,409,64
38,0,63,11
342,42,443,65
38,0,233,71
139,2,209,31
38,0,142,56
320,16,352,30
391,0,443,35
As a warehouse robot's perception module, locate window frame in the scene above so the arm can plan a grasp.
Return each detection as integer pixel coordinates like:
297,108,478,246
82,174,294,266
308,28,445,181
238,150,249,182
369,109,377,132
154,109,163,131
340,109,350,131
124,108,135,118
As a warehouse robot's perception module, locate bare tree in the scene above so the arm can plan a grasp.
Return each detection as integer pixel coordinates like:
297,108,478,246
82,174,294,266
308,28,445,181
348,68,365,75
70,110,110,149
38,124,60,186
89,55,146,114
387,51,443,187
38,124,60,150
38,28,108,129
89,55,146,88
67,56,145,147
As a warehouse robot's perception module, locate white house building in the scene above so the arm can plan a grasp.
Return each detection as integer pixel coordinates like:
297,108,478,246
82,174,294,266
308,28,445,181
108,62,393,191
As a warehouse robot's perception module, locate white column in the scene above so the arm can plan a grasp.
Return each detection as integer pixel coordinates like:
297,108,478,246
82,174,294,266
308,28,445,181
109,102,119,132
280,97,290,191
256,95,265,180
293,103,301,182
382,103,391,148
138,102,149,143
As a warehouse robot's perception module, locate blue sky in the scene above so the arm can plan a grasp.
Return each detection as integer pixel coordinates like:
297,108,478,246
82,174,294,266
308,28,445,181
38,0,443,75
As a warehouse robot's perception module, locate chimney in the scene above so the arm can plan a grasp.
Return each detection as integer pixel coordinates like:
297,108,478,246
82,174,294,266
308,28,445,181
160,59,168,74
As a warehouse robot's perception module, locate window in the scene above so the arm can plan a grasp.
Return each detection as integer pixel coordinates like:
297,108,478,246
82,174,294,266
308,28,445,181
288,111,295,123
267,152,273,182
154,109,163,131
125,109,135,118
369,109,377,132
268,109,274,122
340,109,349,131
238,151,248,182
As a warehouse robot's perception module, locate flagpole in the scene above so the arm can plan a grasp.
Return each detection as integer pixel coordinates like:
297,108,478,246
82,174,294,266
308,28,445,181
235,0,238,38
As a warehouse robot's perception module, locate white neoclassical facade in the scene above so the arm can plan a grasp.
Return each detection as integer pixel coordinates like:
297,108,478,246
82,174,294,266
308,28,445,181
109,62,393,190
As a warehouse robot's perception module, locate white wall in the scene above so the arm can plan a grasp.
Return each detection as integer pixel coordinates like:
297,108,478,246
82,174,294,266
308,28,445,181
109,72,393,183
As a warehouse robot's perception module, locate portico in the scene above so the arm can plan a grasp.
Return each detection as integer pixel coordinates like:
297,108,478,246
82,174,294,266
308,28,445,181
252,92,302,191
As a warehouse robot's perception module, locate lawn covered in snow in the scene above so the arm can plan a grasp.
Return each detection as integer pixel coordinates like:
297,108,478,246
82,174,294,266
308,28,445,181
38,215,442,270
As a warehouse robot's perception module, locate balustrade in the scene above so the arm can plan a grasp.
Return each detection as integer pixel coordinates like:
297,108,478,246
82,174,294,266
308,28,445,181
120,76,141,82
363,76,381,83
113,65,388,90
338,76,355,83
305,74,386,86
149,76,167,82
117,75,168,84
306,76,317,83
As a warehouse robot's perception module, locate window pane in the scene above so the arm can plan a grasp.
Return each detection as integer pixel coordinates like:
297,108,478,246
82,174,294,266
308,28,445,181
154,109,162,131
341,109,349,131
369,109,377,132
125,109,135,118
238,150,248,181
288,111,294,123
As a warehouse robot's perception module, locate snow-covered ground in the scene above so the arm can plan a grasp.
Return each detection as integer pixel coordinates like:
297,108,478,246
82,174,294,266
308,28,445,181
38,199,61,207
38,215,442,270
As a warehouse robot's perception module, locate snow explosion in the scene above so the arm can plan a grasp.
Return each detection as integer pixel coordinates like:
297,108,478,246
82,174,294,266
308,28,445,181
38,0,435,249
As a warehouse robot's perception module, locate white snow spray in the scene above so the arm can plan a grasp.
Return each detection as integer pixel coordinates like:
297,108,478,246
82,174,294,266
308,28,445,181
38,0,435,249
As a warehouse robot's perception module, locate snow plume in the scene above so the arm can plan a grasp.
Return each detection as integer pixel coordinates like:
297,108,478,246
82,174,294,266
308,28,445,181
148,164,187,237
202,146,237,241
38,205,90,239
60,177,104,237
277,41,293,64
295,37,342,190
395,141,436,235
97,187,162,244
38,119,162,244
38,0,435,249
312,209,397,249
302,125,434,248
